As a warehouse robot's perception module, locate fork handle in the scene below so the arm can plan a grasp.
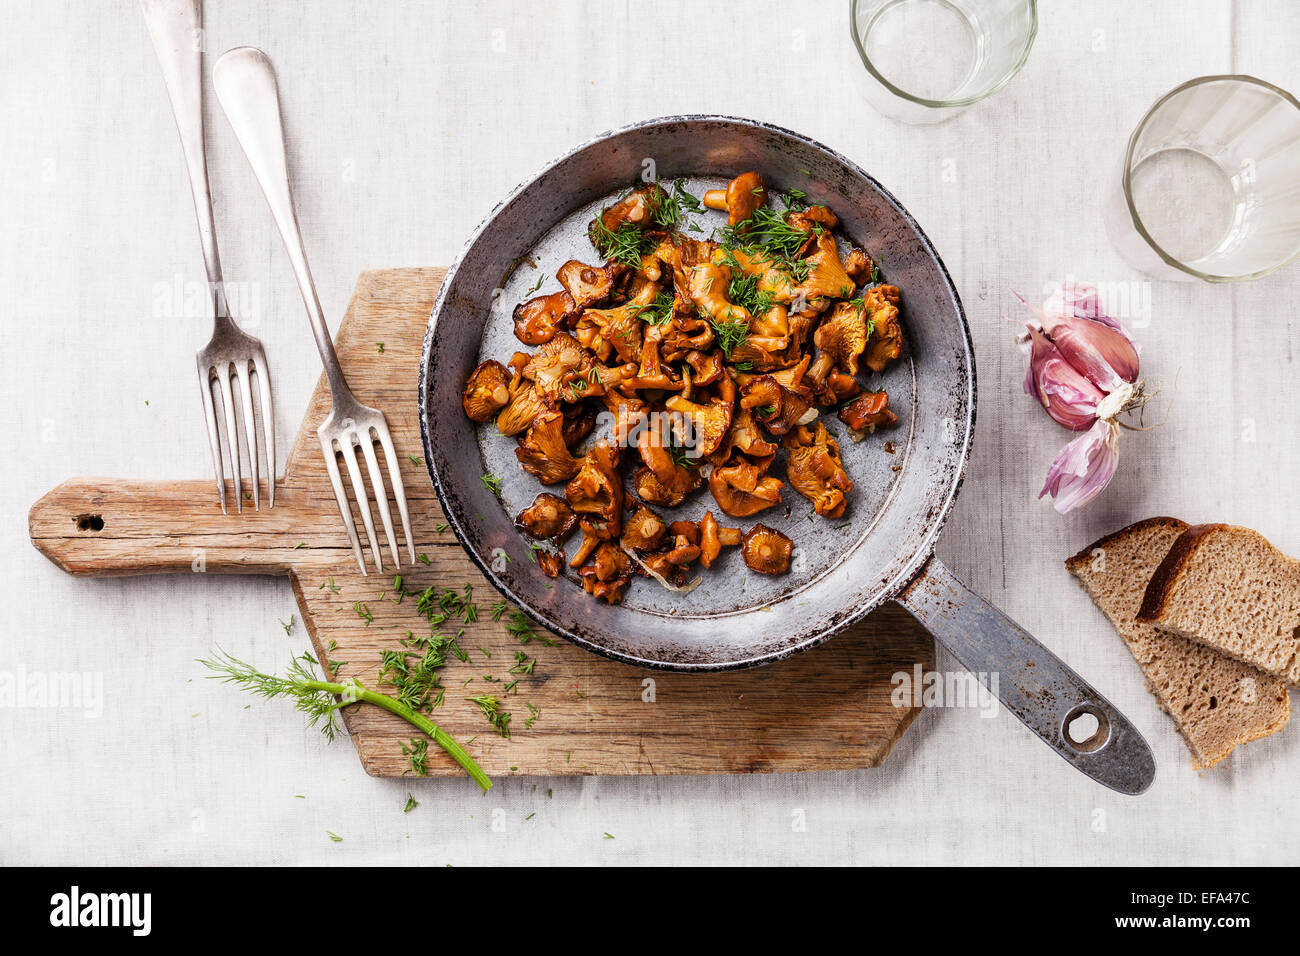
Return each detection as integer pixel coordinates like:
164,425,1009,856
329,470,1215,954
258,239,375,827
140,0,224,293
212,47,356,408
29,477,313,576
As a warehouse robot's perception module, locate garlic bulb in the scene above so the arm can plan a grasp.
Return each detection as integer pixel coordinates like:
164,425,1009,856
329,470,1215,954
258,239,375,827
1017,282,1145,514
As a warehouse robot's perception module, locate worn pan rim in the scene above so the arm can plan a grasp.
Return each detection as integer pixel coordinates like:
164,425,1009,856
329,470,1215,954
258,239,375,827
419,113,976,672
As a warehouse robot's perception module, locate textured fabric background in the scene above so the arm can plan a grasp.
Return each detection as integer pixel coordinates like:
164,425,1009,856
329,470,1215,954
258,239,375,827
2,0,1298,865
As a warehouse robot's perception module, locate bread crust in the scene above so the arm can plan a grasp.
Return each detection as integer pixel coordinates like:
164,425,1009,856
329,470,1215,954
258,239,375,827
1064,516,1188,573
1136,524,1229,622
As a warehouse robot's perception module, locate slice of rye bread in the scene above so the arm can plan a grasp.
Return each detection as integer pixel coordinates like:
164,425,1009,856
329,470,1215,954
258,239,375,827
1067,517,1289,769
1138,524,1300,685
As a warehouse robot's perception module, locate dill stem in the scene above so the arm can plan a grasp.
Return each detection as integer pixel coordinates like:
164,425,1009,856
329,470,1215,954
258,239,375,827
305,678,492,792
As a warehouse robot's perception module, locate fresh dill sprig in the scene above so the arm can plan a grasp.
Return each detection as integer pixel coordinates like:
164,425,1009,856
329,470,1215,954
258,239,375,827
490,600,508,622
480,473,503,497
199,648,491,791
200,649,347,741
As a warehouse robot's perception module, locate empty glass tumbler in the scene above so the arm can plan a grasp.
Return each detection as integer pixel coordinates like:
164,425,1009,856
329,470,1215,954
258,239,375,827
1103,75,1300,282
849,0,1037,124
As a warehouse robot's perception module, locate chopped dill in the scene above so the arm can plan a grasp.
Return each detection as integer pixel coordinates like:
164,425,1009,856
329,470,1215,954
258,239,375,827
591,217,650,268
640,291,676,326
506,610,557,646
718,206,813,283
650,178,704,229
708,315,751,358
446,635,468,663
467,694,512,738
402,737,429,775
668,444,698,471
726,272,775,317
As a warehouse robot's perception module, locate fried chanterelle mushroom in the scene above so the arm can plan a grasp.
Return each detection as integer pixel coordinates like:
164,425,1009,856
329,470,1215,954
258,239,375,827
838,390,899,438
463,360,511,422
741,524,794,574
784,422,853,518
462,170,906,604
515,492,577,540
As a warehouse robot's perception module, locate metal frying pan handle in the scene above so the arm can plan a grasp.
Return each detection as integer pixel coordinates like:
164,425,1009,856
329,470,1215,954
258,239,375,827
896,554,1156,795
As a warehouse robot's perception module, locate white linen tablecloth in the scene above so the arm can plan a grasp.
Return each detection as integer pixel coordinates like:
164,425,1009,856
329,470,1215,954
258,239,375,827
2,0,1297,865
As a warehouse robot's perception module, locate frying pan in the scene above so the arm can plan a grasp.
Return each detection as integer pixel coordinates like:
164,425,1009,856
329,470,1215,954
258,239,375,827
420,116,1156,795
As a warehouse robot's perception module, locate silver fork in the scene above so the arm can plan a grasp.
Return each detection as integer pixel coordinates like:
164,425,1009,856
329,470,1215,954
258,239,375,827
141,0,274,514
212,47,414,574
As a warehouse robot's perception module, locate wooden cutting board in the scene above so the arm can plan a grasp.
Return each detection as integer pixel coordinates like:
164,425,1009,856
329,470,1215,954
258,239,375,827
28,267,934,779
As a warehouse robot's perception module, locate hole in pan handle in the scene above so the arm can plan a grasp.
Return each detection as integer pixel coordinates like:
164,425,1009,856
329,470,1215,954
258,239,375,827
895,553,1156,796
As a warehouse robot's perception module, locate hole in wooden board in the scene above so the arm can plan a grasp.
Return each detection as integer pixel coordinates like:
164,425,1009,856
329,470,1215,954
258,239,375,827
75,513,104,533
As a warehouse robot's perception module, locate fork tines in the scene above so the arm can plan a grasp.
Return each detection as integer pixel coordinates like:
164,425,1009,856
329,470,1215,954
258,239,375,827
317,412,415,574
197,338,275,515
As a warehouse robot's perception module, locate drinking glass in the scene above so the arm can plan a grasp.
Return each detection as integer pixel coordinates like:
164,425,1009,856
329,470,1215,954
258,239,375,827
1103,75,1300,282
849,0,1037,124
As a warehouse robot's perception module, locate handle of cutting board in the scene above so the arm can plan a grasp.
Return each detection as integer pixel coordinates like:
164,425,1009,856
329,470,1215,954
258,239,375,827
29,477,315,576
896,554,1157,796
